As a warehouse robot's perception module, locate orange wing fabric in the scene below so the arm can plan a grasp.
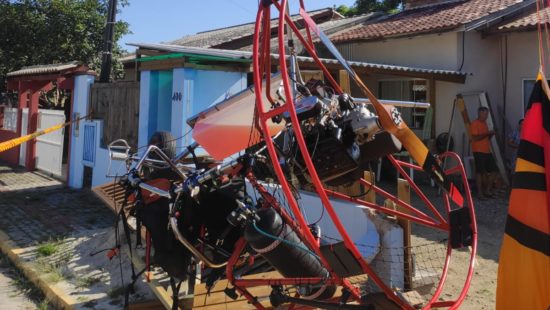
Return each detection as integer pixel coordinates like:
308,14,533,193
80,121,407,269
496,77,550,310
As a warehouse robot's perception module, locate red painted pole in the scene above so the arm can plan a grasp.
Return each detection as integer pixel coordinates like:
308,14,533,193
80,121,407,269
25,87,40,170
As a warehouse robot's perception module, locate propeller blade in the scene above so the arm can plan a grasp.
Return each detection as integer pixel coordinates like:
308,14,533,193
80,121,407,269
299,8,464,207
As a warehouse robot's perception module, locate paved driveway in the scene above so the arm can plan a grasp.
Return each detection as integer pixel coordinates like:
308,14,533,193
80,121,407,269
0,253,39,309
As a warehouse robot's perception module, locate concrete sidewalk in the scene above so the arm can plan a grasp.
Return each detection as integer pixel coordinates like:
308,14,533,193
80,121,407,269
0,164,156,309
0,253,39,310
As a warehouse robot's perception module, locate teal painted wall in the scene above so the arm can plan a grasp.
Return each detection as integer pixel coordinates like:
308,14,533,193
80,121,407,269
147,70,173,140
139,67,246,153
157,71,173,133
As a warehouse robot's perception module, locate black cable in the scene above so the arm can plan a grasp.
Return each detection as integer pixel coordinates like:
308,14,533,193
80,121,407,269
458,32,465,71
311,197,325,225
347,162,375,198
135,128,193,152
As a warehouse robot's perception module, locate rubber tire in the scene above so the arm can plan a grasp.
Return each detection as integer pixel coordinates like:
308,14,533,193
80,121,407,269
149,131,177,159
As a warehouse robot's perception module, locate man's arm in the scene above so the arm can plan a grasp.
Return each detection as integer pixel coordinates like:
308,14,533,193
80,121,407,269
472,130,495,141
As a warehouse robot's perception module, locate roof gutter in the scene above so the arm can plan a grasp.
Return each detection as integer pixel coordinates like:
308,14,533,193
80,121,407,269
464,0,535,32
137,52,251,63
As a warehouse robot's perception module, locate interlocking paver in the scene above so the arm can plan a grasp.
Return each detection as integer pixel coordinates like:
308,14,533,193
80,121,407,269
0,165,63,192
0,163,156,308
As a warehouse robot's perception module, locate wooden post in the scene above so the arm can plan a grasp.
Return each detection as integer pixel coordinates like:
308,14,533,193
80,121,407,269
363,171,376,204
25,87,41,170
332,180,362,197
339,70,351,94
397,178,413,290
429,78,436,139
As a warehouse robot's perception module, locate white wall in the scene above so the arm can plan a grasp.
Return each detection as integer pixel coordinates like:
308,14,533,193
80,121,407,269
82,120,128,188
171,68,187,151
342,30,530,159
505,31,539,123
344,32,459,70
68,74,95,189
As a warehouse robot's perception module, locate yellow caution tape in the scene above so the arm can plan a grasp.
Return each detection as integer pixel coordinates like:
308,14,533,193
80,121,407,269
0,115,88,153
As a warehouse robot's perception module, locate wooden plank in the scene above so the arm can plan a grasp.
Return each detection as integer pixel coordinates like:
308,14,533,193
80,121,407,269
456,95,472,140
478,93,509,186
339,70,351,94
193,271,283,309
363,171,376,204
139,59,186,71
429,79,436,139
396,179,412,290
397,290,427,308
90,81,140,147
300,70,323,83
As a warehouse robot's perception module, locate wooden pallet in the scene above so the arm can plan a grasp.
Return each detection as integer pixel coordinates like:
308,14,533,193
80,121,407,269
91,182,410,310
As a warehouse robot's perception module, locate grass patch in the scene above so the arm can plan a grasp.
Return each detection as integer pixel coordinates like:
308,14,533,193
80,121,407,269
43,268,65,284
34,238,74,284
36,299,49,310
34,260,69,284
36,241,60,257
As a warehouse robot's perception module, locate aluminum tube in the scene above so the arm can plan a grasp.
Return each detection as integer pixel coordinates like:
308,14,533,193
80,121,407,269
135,145,187,180
139,182,172,199
354,98,430,109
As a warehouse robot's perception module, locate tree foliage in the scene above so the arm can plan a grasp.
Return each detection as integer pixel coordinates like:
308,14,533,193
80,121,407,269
0,0,130,93
337,0,403,16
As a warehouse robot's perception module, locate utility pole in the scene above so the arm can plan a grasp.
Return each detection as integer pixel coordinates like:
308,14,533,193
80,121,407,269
99,0,117,83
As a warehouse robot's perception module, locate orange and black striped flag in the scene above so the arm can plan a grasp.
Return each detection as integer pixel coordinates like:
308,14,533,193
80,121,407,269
496,75,550,310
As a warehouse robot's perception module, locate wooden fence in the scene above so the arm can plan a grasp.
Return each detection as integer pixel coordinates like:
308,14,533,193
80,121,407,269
90,81,140,148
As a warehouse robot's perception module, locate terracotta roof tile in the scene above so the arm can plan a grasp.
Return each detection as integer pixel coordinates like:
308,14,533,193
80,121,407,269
168,8,338,48
499,5,550,29
331,0,522,42
7,61,82,77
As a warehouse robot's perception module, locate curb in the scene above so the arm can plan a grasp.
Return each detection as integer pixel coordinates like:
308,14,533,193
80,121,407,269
0,230,77,310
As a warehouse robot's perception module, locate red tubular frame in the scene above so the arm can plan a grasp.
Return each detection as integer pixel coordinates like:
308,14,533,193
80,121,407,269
219,1,477,309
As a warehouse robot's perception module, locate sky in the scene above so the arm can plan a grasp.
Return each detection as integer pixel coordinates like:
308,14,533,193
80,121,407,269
118,0,355,52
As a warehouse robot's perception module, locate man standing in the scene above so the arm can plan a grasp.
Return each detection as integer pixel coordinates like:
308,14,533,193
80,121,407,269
470,106,496,198
507,119,524,172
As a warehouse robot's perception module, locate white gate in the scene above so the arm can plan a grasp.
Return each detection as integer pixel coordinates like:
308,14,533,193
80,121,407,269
35,109,65,176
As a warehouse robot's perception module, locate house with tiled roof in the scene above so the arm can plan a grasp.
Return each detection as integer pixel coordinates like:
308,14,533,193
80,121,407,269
121,8,378,79
328,0,541,171
82,1,545,189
